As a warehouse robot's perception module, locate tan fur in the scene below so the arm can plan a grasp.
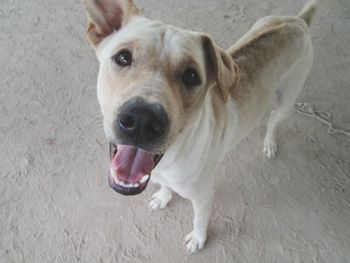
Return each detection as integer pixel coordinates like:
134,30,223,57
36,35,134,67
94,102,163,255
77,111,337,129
83,0,140,46
228,17,307,104
202,36,240,102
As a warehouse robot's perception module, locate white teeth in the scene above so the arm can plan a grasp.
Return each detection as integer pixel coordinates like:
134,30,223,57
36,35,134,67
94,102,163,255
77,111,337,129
140,175,150,184
110,168,149,188
114,176,121,185
110,168,117,179
122,182,139,188
110,168,122,186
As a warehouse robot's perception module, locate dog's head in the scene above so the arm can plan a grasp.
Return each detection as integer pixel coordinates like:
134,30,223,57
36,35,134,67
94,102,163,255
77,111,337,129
83,0,239,195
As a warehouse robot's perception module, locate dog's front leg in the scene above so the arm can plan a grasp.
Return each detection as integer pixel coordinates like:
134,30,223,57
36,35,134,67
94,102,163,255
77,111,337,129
149,185,173,210
184,193,214,254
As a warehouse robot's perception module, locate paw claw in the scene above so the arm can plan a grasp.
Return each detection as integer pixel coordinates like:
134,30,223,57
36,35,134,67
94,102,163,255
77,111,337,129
263,139,277,159
149,190,172,210
184,231,206,254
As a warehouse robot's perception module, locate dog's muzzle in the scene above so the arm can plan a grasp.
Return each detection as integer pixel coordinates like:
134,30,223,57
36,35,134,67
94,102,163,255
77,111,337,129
107,98,168,195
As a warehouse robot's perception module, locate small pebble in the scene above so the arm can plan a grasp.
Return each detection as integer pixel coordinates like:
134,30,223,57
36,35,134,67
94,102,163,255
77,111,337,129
45,139,54,145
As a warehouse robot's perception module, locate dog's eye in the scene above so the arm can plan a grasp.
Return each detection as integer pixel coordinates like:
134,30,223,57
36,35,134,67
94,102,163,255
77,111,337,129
182,68,201,86
114,50,132,66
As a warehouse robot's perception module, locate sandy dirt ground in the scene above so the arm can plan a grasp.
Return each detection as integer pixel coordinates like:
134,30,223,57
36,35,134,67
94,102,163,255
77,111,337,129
1,0,350,262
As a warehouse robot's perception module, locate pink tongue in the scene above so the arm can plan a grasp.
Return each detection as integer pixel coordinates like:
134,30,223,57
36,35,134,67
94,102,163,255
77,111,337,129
111,145,155,183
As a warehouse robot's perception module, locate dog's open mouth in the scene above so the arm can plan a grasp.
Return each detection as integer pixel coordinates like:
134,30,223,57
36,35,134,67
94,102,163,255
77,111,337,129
108,143,163,195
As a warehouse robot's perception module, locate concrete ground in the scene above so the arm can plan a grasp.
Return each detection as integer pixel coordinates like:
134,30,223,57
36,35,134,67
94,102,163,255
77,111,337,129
1,0,350,262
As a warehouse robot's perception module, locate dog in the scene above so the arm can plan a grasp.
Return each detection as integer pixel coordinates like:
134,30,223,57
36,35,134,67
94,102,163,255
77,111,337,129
82,0,317,254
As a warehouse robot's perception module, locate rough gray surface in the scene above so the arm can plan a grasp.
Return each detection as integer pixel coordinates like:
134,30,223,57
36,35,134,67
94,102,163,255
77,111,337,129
1,0,350,262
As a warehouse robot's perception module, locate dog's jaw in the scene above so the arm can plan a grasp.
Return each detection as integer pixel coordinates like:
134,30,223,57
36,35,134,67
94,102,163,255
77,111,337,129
108,143,163,195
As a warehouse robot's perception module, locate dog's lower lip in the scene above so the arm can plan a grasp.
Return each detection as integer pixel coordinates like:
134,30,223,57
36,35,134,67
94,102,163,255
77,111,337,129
108,169,150,196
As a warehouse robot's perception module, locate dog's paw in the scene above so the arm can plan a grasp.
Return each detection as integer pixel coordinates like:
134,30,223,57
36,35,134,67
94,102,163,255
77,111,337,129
149,189,172,210
263,138,277,160
184,231,207,254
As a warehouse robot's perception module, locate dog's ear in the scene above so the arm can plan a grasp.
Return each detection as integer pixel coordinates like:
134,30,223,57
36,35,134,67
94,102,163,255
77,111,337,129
82,0,140,47
202,35,239,102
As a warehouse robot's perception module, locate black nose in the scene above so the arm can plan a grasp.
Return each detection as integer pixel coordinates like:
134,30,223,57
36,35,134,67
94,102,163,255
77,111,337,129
116,98,169,148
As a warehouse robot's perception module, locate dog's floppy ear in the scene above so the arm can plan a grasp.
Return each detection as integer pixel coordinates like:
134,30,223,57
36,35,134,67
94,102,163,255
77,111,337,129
82,0,140,47
202,35,239,102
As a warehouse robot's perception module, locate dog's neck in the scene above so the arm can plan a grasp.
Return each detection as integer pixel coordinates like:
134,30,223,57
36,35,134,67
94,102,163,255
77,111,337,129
153,88,238,186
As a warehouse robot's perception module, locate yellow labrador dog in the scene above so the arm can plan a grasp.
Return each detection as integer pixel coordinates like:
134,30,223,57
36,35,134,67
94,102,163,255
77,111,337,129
83,0,317,253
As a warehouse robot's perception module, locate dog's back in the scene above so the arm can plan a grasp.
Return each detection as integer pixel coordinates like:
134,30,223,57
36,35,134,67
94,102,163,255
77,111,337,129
225,1,317,159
